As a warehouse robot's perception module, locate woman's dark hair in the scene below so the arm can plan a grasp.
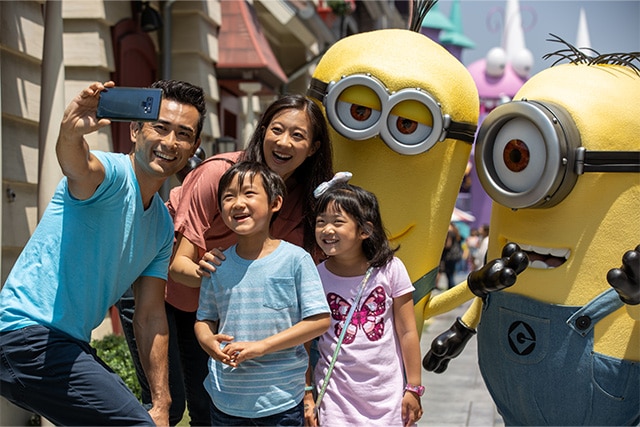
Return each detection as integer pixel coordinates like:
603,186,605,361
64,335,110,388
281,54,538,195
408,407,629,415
217,161,286,225
241,94,333,254
151,79,207,140
315,183,397,267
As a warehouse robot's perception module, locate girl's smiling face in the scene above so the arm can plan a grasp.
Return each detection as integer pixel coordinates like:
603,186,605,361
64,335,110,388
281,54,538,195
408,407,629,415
262,108,319,181
315,201,368,260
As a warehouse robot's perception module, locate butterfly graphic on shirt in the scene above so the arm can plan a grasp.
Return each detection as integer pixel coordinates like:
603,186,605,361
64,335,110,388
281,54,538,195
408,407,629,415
327,286,387,344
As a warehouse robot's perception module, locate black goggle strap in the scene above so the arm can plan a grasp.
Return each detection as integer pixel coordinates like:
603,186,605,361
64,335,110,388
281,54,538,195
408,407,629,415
576,148,640,174
446,120,477,145
307,78,328,104
308,78,477,145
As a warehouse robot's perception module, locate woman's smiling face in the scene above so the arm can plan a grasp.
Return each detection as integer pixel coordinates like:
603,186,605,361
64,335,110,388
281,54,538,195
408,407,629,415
262,108,319,181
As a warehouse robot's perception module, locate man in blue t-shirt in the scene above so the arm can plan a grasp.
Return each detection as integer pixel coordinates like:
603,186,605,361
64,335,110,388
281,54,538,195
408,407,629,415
0,79,205,426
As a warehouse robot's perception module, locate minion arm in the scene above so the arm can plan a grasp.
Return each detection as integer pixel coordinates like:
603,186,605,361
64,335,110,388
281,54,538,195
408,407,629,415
422,244,529,373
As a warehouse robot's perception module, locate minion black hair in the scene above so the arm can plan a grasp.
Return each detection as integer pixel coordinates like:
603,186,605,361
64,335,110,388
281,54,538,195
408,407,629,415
543,33,640,75
409,0,438,33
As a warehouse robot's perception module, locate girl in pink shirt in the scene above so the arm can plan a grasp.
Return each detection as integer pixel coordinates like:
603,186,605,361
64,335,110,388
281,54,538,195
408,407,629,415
308,178,423,427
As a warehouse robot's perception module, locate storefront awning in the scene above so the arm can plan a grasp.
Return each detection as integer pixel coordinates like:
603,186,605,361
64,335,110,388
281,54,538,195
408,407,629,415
217,0,288,95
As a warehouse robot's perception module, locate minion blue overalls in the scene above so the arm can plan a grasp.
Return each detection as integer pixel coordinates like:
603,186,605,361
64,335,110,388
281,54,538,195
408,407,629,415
477,289,639,426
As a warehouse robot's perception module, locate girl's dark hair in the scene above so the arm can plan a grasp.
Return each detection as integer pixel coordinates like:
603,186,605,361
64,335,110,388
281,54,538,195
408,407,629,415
315,183,397,267
217,161,286,225
241,94,333,254
151,79,207,140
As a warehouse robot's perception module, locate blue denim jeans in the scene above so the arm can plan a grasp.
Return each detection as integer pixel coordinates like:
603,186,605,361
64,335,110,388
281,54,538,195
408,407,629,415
209,399,304,426
478,290,639,426
0,325,153,425
116,287,210,425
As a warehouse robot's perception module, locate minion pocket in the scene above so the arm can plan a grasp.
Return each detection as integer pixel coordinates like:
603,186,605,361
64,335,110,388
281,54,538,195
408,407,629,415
263,277,295,310
591,352,637,401
498,306,550,365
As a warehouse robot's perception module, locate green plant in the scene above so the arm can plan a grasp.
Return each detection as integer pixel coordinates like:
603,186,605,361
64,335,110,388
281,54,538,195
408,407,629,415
328,0,352,16
91,334,142,400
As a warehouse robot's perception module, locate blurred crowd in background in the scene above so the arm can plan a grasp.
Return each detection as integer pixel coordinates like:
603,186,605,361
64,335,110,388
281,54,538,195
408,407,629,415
438,223,490,289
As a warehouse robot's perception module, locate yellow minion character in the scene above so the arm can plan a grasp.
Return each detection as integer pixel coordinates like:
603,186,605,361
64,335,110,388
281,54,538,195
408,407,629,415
469,35,639,425
308,2,527,337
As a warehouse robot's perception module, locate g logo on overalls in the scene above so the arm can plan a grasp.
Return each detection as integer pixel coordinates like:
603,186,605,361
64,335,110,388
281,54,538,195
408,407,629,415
508,321,536,355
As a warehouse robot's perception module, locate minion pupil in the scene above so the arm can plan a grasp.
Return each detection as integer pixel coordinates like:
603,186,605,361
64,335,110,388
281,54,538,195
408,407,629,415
387,114,434,146
490,117,547,195
504,139,530,172
351,104,372,122
397,118,418,134
335,100,380,133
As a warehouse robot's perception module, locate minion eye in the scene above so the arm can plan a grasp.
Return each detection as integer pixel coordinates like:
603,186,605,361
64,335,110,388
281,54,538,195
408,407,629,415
314,74,476,156
493,118,546,193
336,101,380,131
476,100,582,209
386,100,434,147
335,85,381,133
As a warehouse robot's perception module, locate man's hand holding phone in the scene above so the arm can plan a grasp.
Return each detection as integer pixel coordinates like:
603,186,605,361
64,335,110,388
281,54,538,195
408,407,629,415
97,86,162,122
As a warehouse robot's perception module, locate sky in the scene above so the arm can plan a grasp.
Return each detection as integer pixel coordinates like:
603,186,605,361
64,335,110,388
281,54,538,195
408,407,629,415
435,0,640,75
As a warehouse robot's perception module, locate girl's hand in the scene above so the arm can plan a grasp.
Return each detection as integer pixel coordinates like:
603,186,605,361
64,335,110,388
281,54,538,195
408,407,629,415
198,247,225,277
303,392,318,427
402,391,423,427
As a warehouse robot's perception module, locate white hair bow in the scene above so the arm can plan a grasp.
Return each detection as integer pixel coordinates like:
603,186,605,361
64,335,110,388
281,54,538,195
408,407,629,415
313,171,353,198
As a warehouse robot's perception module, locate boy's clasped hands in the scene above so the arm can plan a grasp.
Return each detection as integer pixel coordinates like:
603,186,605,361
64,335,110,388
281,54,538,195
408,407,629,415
211,335,269,367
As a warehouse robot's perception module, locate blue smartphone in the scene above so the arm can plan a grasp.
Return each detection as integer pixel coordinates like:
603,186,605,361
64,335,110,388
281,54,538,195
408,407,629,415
97,87,162,121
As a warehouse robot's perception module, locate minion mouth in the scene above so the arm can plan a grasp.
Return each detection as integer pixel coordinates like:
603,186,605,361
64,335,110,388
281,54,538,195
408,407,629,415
388,224,414,243
519,243,571,269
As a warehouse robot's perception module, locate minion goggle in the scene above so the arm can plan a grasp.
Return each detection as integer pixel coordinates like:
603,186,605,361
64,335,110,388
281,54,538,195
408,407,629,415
308,74,477,155
475,99,640,209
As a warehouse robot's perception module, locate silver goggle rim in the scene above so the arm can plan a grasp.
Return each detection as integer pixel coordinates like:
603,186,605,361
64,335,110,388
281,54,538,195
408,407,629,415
315,74,466,155
475,100,581,209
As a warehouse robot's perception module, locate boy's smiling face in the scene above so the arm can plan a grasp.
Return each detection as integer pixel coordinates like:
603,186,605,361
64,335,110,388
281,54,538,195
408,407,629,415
220,173,281,237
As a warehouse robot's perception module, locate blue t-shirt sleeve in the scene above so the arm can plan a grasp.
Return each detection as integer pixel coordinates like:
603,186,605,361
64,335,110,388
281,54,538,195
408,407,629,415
297,251,330,318
197,276,219,321
61,151,120,205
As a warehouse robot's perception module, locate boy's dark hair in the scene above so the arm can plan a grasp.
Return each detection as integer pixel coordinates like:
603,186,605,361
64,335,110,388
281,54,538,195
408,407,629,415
217,161,287,224
151,79,207,140
241,94,333,255
315,183,397,267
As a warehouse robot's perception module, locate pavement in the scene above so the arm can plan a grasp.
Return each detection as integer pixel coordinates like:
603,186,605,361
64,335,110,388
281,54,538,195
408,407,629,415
418,281,504,427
